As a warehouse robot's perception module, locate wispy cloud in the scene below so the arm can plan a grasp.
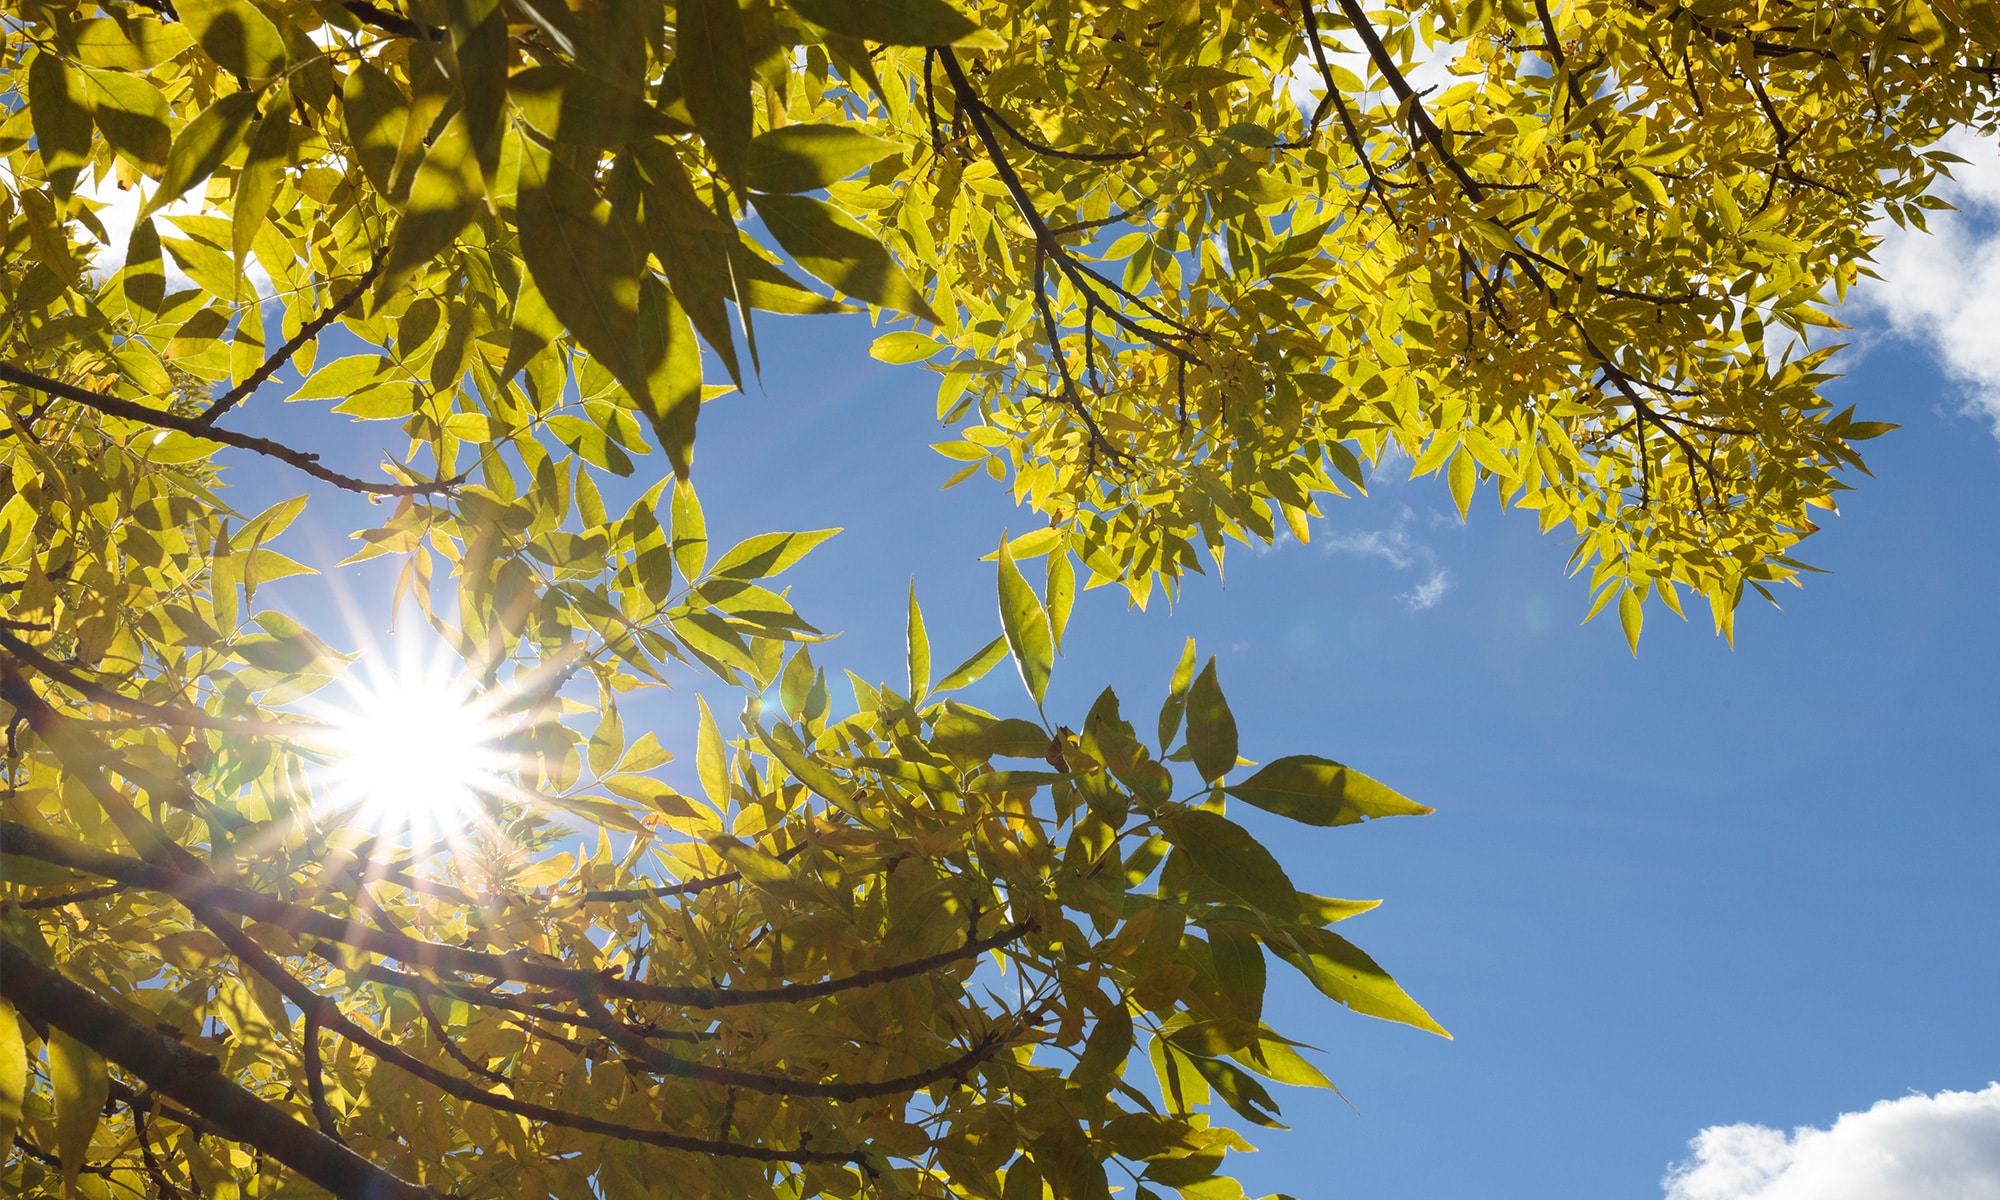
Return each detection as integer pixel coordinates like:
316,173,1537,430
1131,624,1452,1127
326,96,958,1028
1322,505,1452,610
1850,132,2000,431
1662,1083,2000,1200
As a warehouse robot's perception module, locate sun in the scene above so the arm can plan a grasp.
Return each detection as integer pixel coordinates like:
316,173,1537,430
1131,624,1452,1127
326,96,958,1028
318,670,513,832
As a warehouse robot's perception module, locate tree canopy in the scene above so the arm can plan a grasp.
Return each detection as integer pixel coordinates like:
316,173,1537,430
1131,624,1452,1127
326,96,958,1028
0,0,1994,1197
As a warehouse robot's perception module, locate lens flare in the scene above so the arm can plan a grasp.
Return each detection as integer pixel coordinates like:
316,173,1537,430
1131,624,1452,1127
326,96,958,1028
317,670,511,833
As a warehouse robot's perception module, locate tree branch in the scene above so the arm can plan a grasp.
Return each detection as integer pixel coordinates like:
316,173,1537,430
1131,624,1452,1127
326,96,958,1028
0,936,429,1200
190,910,870,1168
0,820,1036,1012
0,362,458,497
0,627,325,739
196,249,388,427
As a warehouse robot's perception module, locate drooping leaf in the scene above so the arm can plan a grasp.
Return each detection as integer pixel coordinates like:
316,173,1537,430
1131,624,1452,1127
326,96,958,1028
0,998,24,1156
27,53,92,200
448,0,509,191
748,124,903,193
516,139,649,410
1161,810,1298,919
679,0,753,191
179,0,289,78
379,111,483,299
343,63,409,196
233,104,291,285
145,90,260,220
636,276,703,479
752,192,939,322
997,534,1053,706
51,1028,109,1196
782,0,984,47
508,66,691,147
80,66,172,176
1185,657,1237,783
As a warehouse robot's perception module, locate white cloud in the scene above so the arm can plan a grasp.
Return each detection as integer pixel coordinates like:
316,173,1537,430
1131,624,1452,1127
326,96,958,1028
1662,1083,2000,1200
1400,568,1450,610
1850,131,2000,429
1322,504,1452,610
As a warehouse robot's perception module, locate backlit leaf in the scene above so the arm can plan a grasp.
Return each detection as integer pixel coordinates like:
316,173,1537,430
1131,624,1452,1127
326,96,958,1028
749,124,903,193
1225,756,1432,826
782,0,984,46
146,90,260,220
753,192,939,322
1185,657,1237,783
997,534,1053,706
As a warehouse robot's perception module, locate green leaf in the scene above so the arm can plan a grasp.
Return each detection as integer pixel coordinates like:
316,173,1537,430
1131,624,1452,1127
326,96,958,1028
752,192,939,321
672,480,708,579
343,63,409,196
934,634,1009,693
589,694,624,777
679,0,753,191
379,111,483,300
1047,550,1075,653
1619,587,1644,655
760,722,861,814
517,140,649,412
637,276,703,479
709,529,839,580
145,90,260,220
179,0,289,78
1269,924,1450,1037
871,330,945,364
997,534,1053,706
71,18,194,70
782,0,985,46
507,65,690,146
1160,810,1298,919
1187,1054,1285,1128
1224,756,1432,826
448,0,509,190
233,105,291,285
906,580,931,698
1157,638,1197,751
51,1028,109,1197
81,66,171,176
1185,657,1237,783
695,694,730,807
1073,995,1133,1082
290,355,388,402
0,998,24,1156
749,124,902,193
1207,924,1266,1024
628,142,743,387
28,53,92,200
931,703,1050,760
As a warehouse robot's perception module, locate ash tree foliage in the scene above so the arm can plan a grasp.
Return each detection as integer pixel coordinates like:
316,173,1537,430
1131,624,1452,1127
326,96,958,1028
0,0,1992,1196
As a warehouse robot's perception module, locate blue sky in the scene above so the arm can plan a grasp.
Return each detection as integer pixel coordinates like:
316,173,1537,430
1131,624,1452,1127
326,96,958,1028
207,174,2000,1198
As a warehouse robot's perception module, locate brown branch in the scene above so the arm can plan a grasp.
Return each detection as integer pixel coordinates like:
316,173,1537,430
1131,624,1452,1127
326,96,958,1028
301,1001,345,1143
581,841,808,903
0,936,430,1200
338,0,441,41
129,1092,188,1200
196,249,388,427
16,883,124,910
0,627,325,739
0,820,1035,1012
190,911,869,1168
0,362,458,497
594,998,1018,1099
